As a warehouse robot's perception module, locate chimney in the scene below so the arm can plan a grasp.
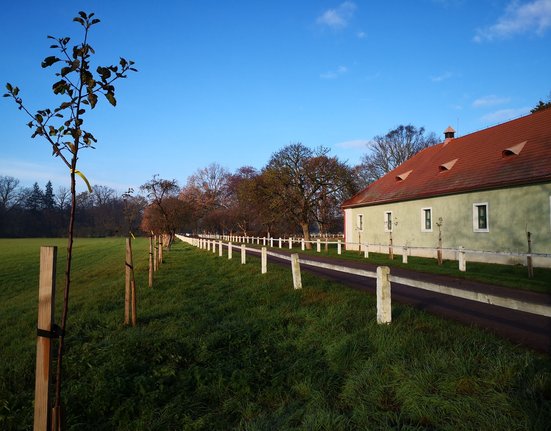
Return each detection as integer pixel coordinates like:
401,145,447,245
443,125,455,145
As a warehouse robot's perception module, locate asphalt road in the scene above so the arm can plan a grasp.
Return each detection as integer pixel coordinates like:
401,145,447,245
243,246,551,353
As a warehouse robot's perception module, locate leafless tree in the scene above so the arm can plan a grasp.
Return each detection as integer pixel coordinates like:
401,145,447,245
359,124,438,185
0,175,24,211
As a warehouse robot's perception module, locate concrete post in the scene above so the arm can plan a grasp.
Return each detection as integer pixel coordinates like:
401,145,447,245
376,266,391,324
402,247,408,264
459,246,466,272
291,253,302,289
219,241,223,257
261,247,267,274
241,244,246,264
228,242,232,259
316,239,321,253
337,240,342,255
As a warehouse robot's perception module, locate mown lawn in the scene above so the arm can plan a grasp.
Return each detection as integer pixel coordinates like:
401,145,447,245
1,238,550,430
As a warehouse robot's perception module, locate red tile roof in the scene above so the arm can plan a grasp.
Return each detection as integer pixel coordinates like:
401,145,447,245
343,109,551,208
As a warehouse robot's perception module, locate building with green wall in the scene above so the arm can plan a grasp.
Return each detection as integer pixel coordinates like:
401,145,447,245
343,109,551,267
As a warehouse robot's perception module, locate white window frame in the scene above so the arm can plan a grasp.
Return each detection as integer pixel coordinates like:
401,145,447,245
473,202,489,232
356,214,364,231
384,211,393,232
421,207,433,232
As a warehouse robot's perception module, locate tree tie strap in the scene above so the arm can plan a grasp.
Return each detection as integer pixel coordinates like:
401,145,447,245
37,324,64,339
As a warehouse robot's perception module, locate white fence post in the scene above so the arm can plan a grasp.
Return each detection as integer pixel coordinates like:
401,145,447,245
377,266,391,324
263,237,266,246
241,244,246,264
261,247,267,274
459,246,466,272
364,243,369,258
291,253,302,289
228,242,232,259
337,240,342,255
279,238,282,248
219,241,223,257
316,239,321,253
301,239,305,251
270,238,274,248
402,246,408,264
289,238,292,249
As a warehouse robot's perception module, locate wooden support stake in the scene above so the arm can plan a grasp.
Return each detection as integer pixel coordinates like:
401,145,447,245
261,247,267,274
376,266,391,324
149,236,153,288
34,246,57,431
241,244,246,264
129,238,137,327
159,235,163,265
125,238,132,325
527,232,534,278
291,253,302,289
153,236,158,272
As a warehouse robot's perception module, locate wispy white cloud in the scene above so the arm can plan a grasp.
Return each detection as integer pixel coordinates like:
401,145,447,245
335,139,370,149
472,95,511,107
480,107,530,123
431,71,453,82
356,30,367,39
320,65,348,79
474,0,551,42
317,2,357,29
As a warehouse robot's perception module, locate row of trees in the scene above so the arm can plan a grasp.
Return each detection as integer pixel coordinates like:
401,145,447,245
140,124,438,247
0,176,145,237
2,124,439,241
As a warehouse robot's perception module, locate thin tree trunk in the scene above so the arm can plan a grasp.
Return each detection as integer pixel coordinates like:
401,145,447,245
52,168,76,429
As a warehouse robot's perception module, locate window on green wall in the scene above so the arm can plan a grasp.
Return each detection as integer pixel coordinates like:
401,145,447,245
421,207,432,232
384,211,393,232
473,203,489,232
357,214,363,231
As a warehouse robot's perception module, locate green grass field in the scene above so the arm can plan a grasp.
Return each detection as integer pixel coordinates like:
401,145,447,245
1,238,550,430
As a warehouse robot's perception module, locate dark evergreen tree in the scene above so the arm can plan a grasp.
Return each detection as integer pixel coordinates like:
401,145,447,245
43,180,55,209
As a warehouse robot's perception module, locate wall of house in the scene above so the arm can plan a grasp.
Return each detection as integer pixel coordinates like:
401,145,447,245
345,182,551,267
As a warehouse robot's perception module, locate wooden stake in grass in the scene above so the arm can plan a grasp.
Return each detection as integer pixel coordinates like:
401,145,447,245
527,231,534,278
124,237,137,326
34,246,57,431
149,235,154,288
154,235,159,271
159,234,163,265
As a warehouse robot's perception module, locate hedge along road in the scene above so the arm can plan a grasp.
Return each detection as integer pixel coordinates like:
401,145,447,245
222,243,551,353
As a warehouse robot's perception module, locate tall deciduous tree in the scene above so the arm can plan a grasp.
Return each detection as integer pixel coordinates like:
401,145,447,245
0,175,24,212
140,175,180,243
3,11,135,426
263,143,355,247
359,124,438,185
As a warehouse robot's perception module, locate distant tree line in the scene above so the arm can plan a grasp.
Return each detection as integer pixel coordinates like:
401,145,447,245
2,124,440,240
0,176,145,237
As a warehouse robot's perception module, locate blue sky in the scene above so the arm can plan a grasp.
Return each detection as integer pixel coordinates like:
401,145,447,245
1,0,550,193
